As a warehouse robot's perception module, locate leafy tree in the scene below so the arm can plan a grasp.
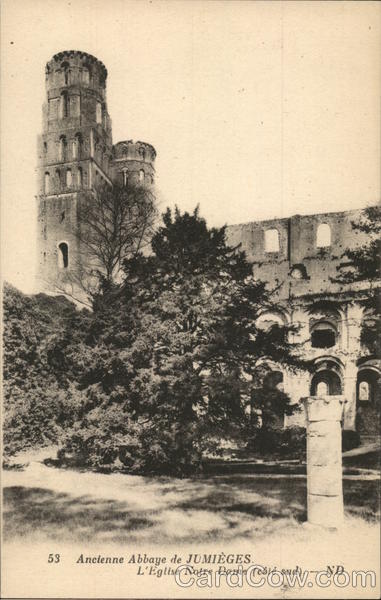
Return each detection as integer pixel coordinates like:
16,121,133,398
336,206,381,356
2,283,84,457
61,207,311,474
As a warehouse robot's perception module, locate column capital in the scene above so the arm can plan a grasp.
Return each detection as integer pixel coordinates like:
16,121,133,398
302,395,347,422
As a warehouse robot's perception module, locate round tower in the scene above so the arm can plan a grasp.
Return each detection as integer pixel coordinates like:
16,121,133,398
37,51,113,295
36,51,158,299
112,140,156,187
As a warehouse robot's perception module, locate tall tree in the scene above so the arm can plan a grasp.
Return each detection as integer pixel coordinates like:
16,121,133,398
336,206,381,355
61,207,311,474
59,181,157,304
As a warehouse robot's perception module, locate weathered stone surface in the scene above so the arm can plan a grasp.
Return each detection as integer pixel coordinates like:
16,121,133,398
36,51,156,300
303,396,344,528
307,494,344,528
307,465,343,496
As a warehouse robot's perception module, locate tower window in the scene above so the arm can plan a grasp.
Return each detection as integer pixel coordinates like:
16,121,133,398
82,67,90,85
123,170,128,187
56,169,61,190
72,139,78,159
61,61,70,85
66,169,72,187
58,243,69,269
59,135,67,161
316,223,331,248
77,167,83,187
60,211,65,222
73,133,83,159
60,91,69,119
43,141,47,153
96,102,102,124
265,229,280,253
139,169,145,182
44,172,50,193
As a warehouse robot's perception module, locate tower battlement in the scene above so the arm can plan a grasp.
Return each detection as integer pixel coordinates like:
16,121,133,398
45,50,107,93
112,140,156,186
113,140,156,163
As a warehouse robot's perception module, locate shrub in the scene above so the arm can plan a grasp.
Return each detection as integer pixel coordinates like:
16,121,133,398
247,426,306,458
342,429,361,452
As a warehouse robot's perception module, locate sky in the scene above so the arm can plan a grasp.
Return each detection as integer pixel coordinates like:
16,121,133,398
1,0,380,292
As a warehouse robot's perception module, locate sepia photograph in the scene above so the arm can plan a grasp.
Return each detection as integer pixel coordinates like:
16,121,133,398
1,1,380,598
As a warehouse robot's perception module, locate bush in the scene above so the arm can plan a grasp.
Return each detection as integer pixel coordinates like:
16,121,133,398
3,283,82,458
58,406,204,477
247,426,306,458
342,429,361,452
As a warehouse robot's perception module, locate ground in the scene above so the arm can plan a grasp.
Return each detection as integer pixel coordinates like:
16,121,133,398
2,449,380,599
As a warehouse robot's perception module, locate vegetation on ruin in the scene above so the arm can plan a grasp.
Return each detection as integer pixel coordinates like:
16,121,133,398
7,204,380,474
4,206,313,474
336,206,381,357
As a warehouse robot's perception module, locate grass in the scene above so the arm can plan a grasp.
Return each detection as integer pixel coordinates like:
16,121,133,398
2,459,380,546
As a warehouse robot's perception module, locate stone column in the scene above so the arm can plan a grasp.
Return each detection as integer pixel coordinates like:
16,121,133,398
303,395,346,528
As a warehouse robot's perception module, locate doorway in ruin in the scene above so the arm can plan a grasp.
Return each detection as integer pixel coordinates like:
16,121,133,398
356,367,381,438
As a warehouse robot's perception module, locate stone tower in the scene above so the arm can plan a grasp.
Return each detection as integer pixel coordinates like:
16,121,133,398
36,50,156,296
111,140,156,187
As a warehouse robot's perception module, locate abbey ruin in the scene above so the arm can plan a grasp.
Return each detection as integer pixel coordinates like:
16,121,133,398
36,51,380,439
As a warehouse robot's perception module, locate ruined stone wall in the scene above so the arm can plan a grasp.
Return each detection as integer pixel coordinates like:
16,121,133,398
226,208,379,433
226,209,369,299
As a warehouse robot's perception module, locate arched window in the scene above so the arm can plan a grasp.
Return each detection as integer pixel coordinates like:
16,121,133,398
359,381,370,402
66,169,72,187
311,321,337,348
59,135,67,161
60,91,69,118
256,311,286,331
316,381,329,396
44,172,50,193
309,303,340,349
263,370,284,391
58,243,69,269
96,102,102,124
77,167,83,187
265,229,280,253
76,133,83,159
123,170,128,187
139,169,145,182
72,139,78,159
316,223,331,248
311,370,342,396
43,141,48,154
55,169,61,190
356,368,381,435
61,61,70,85
82,67,90,85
